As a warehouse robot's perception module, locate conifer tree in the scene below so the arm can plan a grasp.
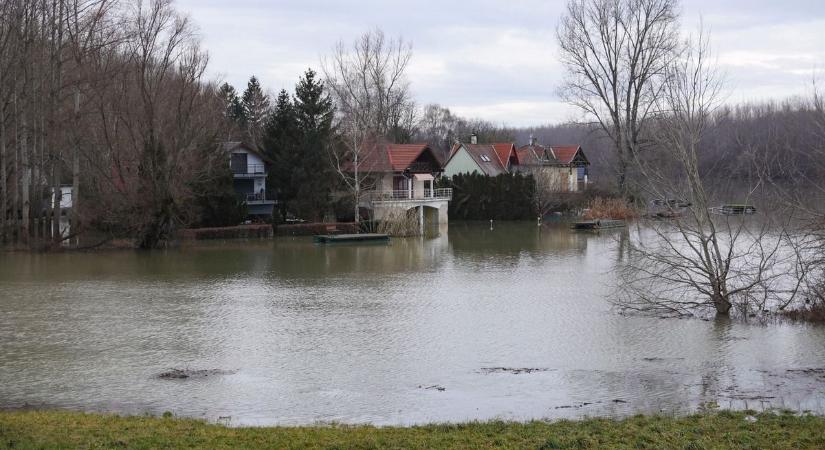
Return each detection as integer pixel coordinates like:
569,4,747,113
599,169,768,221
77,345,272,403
263,89,299,221
242,76,271,146
262,69,336,222
292,69,335,221
218,82,246,133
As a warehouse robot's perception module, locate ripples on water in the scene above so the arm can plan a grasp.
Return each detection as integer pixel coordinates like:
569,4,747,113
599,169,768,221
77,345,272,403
0,222,823,425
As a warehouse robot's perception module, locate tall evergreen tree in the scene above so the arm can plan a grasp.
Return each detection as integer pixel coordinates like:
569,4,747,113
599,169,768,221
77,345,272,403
292,69,335,221
263,89,299,221
242,76,271,146
262,69,336,222
218,82,246,133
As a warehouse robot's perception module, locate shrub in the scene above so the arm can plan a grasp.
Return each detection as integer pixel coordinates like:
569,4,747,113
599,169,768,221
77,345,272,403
179,224,272,240
582,197,638,220
438,173,535,220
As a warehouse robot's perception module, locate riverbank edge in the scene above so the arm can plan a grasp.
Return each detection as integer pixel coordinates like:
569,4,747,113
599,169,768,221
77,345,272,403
1,410,824,449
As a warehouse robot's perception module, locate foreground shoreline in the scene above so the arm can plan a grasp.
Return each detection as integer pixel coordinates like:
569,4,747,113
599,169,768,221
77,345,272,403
1,410,824,449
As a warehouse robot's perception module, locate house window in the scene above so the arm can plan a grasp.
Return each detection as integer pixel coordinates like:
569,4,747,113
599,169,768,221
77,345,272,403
480,155,491,162
230,153,248,174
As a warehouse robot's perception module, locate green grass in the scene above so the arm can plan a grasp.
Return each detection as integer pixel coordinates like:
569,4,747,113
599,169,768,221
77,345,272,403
1,410,824,449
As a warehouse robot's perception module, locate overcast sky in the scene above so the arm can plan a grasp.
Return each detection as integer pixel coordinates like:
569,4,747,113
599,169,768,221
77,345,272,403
176,0,825,127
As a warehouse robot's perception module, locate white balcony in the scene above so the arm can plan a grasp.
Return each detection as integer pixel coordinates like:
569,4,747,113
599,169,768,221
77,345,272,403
232,164,266,178
365,188,452,203
244,192,275,205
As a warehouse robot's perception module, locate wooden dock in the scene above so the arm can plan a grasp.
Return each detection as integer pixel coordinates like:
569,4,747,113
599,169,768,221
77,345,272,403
571,219,626,230
313,233,390,244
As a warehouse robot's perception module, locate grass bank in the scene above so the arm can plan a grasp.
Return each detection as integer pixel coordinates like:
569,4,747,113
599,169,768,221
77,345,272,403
2,410,824,449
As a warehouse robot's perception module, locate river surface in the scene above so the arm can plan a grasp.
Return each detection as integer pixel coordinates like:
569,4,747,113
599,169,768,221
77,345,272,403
1,222,824,426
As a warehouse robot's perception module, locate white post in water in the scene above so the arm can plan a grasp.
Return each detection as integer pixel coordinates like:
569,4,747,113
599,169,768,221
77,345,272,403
418,206,424,235
490,219,493,230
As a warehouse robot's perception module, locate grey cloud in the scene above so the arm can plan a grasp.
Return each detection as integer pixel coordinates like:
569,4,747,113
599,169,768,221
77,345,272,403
179,0,824,126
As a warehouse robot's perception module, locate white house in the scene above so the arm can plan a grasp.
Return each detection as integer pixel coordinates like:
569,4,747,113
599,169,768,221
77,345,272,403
354,142,452,229
515,138,590,192
224,142,276,217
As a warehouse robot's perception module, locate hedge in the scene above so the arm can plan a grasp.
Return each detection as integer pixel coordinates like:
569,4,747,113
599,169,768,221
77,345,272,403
437,172,536,220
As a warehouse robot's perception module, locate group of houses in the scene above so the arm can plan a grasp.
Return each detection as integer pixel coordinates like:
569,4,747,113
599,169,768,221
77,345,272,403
224,134,590,227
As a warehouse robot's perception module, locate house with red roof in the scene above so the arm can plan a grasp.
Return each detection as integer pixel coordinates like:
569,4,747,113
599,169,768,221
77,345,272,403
353,141,451,227
442,135,519,177
515,137,590,192
442,134,590,192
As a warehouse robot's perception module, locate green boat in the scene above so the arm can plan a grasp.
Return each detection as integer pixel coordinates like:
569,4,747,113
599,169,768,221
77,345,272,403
710,204,757,215
571,219,626,230
313,233,391,244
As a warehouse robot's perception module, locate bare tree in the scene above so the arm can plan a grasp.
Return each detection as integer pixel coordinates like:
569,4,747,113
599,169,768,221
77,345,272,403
557,0,680,198
533,166,569,218
87,0,223,248
322,28,414,223
615,31,808,318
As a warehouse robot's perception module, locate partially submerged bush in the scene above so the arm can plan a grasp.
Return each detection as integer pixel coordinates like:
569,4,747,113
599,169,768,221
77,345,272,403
782,300,825,323
582,197,638,220
375,208,421,237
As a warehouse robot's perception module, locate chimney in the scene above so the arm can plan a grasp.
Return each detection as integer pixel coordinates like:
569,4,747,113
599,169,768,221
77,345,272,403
529,134,536,146
470,133,478,145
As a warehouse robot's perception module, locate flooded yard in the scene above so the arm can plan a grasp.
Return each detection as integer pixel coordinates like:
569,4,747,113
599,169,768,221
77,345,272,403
0,222,823,426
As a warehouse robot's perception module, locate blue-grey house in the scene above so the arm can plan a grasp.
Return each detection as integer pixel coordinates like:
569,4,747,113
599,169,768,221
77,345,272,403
224,141,276,217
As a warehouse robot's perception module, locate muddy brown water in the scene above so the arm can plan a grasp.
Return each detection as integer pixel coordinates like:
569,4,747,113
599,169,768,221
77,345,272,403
1,222,823,425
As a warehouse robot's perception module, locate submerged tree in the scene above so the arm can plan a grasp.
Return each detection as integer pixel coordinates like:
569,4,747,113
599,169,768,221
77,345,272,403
557,0,680,198
615,31,809,317
95,0,226,248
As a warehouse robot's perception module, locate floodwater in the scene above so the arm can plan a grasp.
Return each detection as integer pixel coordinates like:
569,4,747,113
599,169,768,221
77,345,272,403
1,222,823,426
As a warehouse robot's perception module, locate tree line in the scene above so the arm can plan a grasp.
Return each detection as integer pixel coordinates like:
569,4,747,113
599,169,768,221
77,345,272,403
0,0,235,249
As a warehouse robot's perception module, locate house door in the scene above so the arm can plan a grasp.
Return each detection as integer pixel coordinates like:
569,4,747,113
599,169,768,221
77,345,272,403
230,152,248,174
393,175,409,198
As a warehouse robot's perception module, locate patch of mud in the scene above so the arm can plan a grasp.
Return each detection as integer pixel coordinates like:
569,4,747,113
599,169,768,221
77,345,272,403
554,401,600,410
157,368,236,380
787,368,825,379
721,394,777,401
418,384,445,391
479,367,553,375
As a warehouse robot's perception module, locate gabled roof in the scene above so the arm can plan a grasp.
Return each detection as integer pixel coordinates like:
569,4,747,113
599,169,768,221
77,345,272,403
492,143,518,168
445,143,510,176
386,144,434,171
223,141,273,164
356,142,441,173
516,144,589,167
551,146,584,165
516,144,558,165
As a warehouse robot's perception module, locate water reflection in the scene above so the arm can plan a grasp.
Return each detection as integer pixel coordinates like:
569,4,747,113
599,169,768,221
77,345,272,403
0,222,823,425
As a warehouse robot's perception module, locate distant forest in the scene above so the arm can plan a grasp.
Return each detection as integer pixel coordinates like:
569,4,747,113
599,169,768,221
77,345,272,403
1,0,823,251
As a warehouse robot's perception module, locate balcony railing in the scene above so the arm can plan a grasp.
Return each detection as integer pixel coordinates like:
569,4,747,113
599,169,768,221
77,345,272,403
366,188,452,202
244,192,273,203
231,164,266,176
